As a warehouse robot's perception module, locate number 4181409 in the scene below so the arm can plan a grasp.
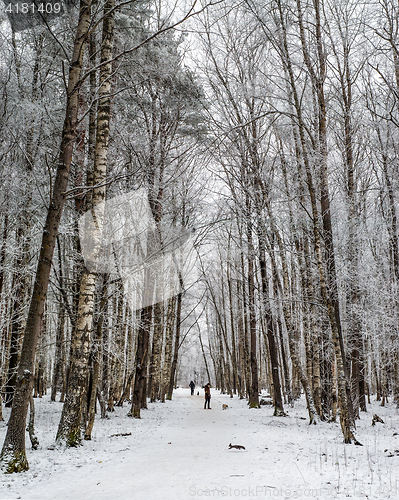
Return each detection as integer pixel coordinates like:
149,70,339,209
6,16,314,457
5,3,62,13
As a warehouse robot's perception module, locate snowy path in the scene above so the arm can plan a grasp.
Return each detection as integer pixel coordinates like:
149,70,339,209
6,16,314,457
1,389,399,499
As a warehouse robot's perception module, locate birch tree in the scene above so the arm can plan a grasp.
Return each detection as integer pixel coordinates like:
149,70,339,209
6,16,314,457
0,0,93,471
56,0,115,446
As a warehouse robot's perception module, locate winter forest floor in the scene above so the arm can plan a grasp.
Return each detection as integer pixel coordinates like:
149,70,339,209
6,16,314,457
1,390,399,500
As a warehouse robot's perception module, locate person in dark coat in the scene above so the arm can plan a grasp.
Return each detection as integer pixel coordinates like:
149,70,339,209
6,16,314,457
189,380,195,395
204,383,211,409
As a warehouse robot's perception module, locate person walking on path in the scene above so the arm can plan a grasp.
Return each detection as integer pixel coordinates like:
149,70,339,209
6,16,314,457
189,380,195,395
204,383,211,409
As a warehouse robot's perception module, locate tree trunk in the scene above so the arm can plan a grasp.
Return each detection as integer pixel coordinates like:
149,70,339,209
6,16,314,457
84,273,107,439
27,395,39,450
257,220,285,416
276,0,357,441
110,282,124,404
167,284,183,400
56,0,115,446
149,300,164,402
4,227,24,408
130,264,154,418
227,259,239,395
130,274,153,416
246,197,259,409
266,206,319,424
51,237,66,402
161,296,175,403
0,0,92,472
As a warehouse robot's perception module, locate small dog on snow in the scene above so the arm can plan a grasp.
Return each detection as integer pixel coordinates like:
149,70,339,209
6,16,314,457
229,443,245,450
222,404,228,410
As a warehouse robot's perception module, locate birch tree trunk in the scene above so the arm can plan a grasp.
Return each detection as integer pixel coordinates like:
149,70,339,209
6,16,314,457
85,274,107,440
56,0,115,446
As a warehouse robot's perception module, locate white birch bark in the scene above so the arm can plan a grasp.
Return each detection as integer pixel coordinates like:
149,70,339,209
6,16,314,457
56,0,115,446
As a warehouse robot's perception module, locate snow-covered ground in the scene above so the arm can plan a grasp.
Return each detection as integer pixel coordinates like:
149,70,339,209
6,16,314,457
1,389,399,499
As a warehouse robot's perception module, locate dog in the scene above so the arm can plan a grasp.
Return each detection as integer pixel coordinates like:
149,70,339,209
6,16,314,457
229,443,245,450
222,404,228,410
372,414,384,426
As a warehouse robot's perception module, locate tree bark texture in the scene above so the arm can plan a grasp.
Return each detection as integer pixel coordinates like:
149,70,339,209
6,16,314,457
0,0,92,472
56,0,115,447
